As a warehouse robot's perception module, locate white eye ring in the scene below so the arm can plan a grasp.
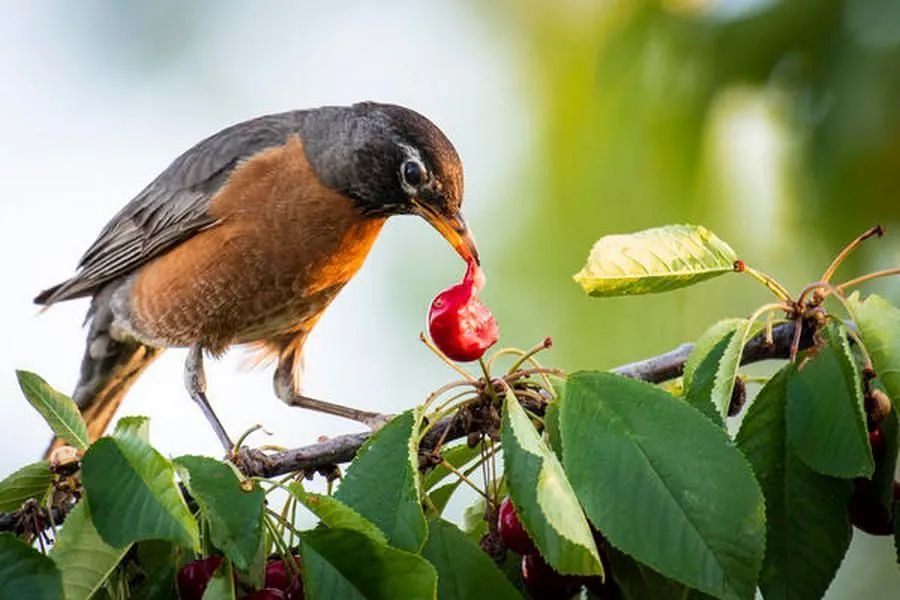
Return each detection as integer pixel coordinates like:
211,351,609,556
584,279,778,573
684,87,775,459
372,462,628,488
400,157,428,192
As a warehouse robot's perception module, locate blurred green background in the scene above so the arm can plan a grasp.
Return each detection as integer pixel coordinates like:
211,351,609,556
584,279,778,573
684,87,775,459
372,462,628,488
2,0,899,597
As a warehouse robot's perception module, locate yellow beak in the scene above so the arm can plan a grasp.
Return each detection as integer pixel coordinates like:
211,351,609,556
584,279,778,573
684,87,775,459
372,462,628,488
412,199,480,265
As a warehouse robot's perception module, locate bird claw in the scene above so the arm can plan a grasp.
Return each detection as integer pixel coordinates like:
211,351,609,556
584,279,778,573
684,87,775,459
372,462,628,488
362,412,395,431
230,446,276,476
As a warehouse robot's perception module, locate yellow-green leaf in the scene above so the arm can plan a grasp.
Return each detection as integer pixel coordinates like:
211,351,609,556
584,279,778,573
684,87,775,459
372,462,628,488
573,225,738,297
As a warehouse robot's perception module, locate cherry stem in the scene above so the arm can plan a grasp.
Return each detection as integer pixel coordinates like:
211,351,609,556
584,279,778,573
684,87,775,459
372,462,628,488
740,265,794,302
421,380,478,412
836,268,900,293
440,458,491,501
428,407,464,453
263,512,293,557
488,438,499,505
789,314,805,363
506,338,553,376
419,332,477,382
744,302,792,351
478,357,494,397
487,347,526,372
432,389,480,416
265,508,304,555
514,388,549,406
796,280,856,319
232,424,268,452
505,367,566,383
418,395,481,442
747,302,794,326
821,225,885,284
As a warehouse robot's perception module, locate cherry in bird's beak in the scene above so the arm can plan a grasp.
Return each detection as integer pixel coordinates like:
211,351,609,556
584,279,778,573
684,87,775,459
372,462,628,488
412,199,480,265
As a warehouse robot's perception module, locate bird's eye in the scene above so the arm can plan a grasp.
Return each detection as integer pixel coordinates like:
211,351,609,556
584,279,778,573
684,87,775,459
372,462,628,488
401,159,426,188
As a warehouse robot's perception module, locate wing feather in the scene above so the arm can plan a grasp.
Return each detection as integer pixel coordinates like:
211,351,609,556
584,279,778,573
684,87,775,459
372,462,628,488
36,112,307,305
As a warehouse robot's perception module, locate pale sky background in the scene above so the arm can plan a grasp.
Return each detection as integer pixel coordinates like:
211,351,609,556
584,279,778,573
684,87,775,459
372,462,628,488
0,1,532,475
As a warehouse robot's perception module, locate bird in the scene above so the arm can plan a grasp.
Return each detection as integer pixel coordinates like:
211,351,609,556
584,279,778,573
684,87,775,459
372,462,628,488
36,101,479,452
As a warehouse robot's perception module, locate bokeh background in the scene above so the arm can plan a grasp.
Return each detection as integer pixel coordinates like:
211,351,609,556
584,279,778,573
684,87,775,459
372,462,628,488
2,1,899,597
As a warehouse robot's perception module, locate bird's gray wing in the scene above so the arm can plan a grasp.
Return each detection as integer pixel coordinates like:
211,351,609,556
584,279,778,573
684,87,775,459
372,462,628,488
36,112,306,305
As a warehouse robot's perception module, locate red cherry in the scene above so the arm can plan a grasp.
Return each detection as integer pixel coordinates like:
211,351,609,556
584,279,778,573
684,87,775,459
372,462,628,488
177,556,223,600
497,497,537,555
848,478,894,536
264,560,290,591
428,259,499,362
869,427,886,458
240,589,287,600
521,553,580,600
264,558,304,599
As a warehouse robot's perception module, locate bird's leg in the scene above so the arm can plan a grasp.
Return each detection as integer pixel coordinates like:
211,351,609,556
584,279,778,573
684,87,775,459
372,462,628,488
184,345,234,451
273,351,391,430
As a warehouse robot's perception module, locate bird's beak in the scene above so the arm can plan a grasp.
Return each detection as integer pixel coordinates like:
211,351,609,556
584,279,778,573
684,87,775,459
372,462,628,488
412,199,480,265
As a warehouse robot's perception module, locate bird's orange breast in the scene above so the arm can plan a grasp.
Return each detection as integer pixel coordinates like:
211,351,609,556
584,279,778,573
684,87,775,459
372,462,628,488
129,135,386,354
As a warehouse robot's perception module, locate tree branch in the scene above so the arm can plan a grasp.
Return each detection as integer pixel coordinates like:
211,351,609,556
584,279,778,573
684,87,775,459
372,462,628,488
1,320,808,532
236,320,808,477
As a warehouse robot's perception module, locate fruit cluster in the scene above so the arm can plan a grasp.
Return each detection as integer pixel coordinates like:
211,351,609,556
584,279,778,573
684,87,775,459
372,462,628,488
497,497,618,599
177,555,303,599
848,374,898,536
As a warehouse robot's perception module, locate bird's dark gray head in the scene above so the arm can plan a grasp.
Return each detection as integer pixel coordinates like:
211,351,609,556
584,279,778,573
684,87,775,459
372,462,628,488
299,102,477,263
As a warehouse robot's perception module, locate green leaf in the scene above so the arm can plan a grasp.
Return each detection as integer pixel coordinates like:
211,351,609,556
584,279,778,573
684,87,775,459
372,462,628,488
334,410,427,553
425,445,486,515
132,541,179,600
175,456,264,571
544,401,563,459
460,496,488,542
422,518,521,600
501,392,603,576
0,460,52,512
608,548,715,600
114,416,151,443
0,533,63,598
787,322,874,478
848,293,900,399
288,484,387,545
422,443,480,492
82,433,199,550
202,560,235,600
49,500,131,600
736,364,852,600
684,332,732,425
428,482,458,515
300,528,437,600
573,224,738,297
683,319,745,390
16,370,89,450
545,374,566,457
561,371,765,600
684,319,762,421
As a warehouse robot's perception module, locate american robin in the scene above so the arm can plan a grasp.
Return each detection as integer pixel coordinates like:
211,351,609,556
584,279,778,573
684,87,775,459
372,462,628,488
36,102,478,451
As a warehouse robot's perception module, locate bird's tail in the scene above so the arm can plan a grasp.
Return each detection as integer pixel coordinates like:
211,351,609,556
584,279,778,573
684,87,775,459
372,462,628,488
44,292,162,458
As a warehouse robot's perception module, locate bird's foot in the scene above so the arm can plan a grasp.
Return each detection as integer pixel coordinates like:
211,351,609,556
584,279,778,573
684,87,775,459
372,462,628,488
361,412,395,431
231,446,277,477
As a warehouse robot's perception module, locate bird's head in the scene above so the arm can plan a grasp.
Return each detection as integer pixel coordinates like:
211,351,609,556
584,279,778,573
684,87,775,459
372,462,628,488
302,102,479,265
